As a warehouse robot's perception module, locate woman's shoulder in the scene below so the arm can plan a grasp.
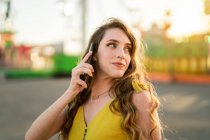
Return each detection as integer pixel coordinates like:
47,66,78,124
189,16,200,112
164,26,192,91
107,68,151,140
132,90,152,112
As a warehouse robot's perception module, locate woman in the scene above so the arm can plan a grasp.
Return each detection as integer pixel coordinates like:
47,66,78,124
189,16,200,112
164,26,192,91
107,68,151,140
25,18,162,140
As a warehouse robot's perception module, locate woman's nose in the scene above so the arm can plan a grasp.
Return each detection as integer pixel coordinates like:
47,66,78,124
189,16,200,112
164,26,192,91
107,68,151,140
116,47,125,59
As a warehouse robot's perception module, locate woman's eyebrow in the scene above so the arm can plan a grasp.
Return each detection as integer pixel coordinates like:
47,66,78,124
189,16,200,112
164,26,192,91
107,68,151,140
107,39,131,46
107,39,119,43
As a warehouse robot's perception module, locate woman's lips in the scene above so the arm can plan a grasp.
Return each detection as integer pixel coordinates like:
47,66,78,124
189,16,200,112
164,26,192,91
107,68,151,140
112,62,126,69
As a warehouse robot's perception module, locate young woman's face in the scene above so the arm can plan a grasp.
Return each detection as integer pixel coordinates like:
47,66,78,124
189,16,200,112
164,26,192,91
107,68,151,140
95,28,132,79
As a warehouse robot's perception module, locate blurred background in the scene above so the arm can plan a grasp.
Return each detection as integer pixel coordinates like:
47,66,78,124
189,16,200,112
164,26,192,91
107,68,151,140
0,0,210,140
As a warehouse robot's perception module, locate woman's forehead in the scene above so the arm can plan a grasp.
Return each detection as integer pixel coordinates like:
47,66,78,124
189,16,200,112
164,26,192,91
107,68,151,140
102,28,131,44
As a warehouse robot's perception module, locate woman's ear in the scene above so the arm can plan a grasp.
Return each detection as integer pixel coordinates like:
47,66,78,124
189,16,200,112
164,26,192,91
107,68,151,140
93,55,97,61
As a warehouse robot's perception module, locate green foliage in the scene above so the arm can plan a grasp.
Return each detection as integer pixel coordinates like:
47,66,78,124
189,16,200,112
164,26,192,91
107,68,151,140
144,38,170,58
144,37,208,58
173,42,208,58
5,40,13,49
0,30,14,34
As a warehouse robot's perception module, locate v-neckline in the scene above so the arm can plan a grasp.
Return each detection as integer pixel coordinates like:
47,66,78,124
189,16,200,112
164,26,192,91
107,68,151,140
82,100,112,127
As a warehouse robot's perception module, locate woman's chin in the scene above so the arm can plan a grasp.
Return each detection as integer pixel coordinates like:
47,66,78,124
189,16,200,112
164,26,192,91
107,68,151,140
112,73,124,78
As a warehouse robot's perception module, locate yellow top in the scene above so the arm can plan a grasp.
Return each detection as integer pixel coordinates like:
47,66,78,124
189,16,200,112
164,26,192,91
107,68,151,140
68,101,128,140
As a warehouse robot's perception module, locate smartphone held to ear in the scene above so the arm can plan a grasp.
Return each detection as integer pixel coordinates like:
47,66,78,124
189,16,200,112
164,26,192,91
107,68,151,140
80,44,94,83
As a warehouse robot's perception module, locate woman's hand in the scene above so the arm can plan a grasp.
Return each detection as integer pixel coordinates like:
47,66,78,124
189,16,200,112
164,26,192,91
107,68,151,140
68,51,94,96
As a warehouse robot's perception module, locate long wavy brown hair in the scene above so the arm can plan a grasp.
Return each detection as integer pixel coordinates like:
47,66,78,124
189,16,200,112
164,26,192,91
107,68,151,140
59,18,161,140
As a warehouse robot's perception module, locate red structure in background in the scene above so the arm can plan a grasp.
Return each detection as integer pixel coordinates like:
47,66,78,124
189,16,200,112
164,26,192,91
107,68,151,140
0,31,32,69
13,45,32,69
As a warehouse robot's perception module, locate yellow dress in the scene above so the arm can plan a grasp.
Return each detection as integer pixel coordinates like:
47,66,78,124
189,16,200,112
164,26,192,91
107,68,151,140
68,101,128,140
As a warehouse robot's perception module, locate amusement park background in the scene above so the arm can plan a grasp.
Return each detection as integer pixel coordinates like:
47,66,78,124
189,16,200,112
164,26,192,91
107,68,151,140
0,0,210,140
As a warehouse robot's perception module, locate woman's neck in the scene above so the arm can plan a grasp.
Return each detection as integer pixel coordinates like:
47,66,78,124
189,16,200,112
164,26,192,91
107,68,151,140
91,75,112,97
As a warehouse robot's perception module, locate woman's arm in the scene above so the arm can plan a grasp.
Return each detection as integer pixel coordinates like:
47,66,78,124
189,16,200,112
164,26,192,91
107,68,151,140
25,51,94,140
25,89,77,140
132,90,162,140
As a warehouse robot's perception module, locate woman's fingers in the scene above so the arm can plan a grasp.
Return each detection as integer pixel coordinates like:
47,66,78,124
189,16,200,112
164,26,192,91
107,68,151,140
69,78,87,93
83,69,93,77
82,63,94,72
69,52,94,94
72,66,93,78
78,67,93,77
81,51,93,63
76,79,87,89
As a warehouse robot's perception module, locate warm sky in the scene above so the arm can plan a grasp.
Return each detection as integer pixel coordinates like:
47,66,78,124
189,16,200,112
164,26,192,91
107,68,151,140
8,0,208,45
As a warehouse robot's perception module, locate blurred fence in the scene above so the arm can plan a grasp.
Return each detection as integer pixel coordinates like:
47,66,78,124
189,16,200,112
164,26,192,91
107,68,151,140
146,57,209,74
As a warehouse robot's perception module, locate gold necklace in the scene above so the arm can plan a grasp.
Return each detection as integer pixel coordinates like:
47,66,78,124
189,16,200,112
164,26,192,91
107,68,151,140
91,90,109,101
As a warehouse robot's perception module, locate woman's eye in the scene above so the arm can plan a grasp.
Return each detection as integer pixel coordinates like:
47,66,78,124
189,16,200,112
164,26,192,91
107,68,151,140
107,43,116,48
125,47,131,53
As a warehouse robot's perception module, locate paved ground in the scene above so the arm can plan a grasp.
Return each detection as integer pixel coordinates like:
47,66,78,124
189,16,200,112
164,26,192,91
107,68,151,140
156,82,210,140
0,77,210,140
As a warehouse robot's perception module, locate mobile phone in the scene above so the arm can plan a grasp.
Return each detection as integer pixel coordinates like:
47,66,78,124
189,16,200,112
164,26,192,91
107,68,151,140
80,44,94,83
